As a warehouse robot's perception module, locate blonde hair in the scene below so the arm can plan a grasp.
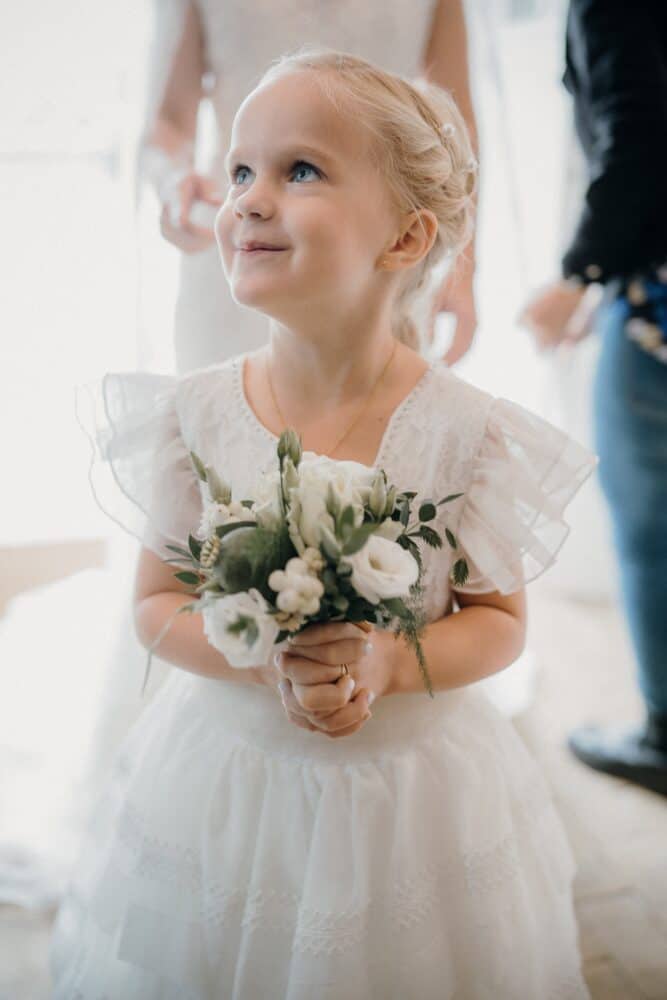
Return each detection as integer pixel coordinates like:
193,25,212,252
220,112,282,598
256,46,478,350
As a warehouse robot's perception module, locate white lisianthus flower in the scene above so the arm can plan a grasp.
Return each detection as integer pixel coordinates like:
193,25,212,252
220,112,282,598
201,588,279,668
286,455,375,554
342,534,419,604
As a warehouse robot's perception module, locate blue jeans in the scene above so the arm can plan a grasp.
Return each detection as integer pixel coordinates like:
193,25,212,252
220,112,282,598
593,295,667,716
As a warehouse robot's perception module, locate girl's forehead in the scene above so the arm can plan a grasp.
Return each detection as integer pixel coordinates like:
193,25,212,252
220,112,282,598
232,72,366,161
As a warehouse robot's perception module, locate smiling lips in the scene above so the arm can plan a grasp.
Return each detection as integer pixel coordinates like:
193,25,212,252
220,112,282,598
237,241,288,254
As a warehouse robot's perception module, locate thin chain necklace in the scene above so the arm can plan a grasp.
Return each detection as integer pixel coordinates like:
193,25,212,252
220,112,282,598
265,341,398,457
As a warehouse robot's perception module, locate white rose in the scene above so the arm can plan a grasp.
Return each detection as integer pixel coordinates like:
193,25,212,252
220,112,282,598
201,588,279,668
287,455,375,553
342,534,419,604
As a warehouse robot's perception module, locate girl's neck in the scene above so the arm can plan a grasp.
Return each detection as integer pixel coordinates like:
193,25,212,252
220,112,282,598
242,330,430,465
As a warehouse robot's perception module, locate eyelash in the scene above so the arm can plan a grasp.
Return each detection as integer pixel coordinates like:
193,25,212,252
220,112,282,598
231,160,322,185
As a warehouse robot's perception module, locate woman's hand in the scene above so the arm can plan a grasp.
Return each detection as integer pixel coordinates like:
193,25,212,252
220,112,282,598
518,280,602,351
159,169,223,254
274,622,396,739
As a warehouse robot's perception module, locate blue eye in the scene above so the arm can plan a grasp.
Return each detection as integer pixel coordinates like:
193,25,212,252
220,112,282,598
290,160,321,182
232,165,250,184
231,160,321,185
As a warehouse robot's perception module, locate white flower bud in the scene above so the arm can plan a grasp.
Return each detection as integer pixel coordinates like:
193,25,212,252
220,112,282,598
286,557,309,578
277,588,302,613
268,569,287,591
301,596,321,616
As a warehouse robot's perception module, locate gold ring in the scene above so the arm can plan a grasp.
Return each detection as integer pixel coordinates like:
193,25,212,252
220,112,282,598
340,663,349,678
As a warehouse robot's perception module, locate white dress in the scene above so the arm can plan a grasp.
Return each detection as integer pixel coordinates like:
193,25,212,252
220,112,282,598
144,0,441,372
50,356,596,998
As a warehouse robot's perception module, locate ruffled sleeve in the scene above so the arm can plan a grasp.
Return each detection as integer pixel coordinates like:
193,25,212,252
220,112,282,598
453,397,599,595
76,372,203,559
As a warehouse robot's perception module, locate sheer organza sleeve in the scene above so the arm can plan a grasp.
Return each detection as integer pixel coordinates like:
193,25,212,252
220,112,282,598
453,397,599,595
76,372,202,559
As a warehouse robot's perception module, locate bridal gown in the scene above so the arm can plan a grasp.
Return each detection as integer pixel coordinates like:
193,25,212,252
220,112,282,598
50,356,594,997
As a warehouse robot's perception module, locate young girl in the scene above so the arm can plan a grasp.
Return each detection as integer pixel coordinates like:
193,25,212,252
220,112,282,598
51,48,595,998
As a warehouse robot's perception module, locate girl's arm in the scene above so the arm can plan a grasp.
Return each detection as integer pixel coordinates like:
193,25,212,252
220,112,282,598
384,587,527,696
133,546,279,691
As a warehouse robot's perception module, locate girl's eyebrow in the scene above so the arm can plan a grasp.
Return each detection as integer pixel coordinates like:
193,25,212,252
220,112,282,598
224,144,337,172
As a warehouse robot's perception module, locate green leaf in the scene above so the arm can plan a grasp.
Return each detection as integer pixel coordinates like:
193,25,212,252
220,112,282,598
420,525,443,549
418,502,436,522
399,501,410,527
451,558,469,586
339,505,356,536
174,571,200,586
165,543,192,558
381,597,409,619
406,537,423,573
215,519,257,539
401,491,418,500
342,522,378,556
444,528,457,550
190,451,208,482
188,534,202,561
437,492,464,506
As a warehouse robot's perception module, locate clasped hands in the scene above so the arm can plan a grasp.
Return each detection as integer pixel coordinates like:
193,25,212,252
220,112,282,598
271,622,394,739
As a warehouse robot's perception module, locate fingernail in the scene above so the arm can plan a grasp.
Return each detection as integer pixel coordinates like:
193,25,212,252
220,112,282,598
364,641,372,654
278,679,288,696
274,652,281,667
367,691,376,706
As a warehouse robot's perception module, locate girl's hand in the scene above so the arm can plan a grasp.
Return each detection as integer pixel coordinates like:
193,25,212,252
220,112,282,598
159,170,223,253
275,622,396,738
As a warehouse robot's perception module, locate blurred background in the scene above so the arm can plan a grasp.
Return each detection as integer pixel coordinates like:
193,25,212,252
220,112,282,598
1,1,665,997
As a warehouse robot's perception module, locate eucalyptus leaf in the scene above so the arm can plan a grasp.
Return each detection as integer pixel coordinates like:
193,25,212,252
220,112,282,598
444,528,457,550
418,502,436,522
174,571,200,586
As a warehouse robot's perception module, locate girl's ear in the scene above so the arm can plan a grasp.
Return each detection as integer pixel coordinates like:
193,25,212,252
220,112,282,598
379,210,438,272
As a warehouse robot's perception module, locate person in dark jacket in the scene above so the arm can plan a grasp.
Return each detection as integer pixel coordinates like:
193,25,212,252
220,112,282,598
520,0,667,796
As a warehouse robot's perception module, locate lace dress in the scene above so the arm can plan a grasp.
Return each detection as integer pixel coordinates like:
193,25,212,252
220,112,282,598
50,356,596,998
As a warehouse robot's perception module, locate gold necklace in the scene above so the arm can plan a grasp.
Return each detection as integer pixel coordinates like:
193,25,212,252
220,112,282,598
266,341,398,457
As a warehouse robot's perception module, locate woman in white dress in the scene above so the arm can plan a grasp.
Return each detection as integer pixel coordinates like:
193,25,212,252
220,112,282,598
140,0,479,374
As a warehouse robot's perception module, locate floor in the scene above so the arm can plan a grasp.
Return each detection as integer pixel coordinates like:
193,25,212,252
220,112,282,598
1,582,666,999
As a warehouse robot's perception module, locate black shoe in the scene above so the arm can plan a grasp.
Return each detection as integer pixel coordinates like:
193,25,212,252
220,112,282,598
567,717,667,798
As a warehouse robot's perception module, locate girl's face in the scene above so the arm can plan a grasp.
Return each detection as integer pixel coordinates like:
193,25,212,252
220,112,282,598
215,71,401,328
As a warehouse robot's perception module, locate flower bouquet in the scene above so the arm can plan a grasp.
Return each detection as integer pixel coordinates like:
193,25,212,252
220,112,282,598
147,430,469,698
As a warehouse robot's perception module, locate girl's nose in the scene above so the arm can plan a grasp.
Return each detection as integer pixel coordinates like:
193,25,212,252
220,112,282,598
234,183,275,220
